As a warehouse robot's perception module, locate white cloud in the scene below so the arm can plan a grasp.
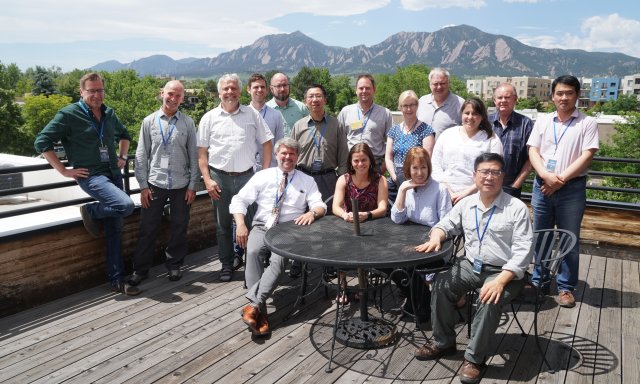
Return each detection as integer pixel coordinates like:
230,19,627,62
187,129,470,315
400,0,486,11
518,13,640,59
0,0,390,49
353,20,368,27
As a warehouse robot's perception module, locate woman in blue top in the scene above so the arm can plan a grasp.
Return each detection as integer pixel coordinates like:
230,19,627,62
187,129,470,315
385,90,435,192
390,147,452,323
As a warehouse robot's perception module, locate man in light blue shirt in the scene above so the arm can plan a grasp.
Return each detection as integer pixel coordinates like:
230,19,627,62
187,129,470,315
414,153,533,384
130,80,199,286
247,73,285,170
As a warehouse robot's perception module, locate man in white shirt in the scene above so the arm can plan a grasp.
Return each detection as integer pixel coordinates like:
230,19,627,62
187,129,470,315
230,137,326,336
197,73,274,283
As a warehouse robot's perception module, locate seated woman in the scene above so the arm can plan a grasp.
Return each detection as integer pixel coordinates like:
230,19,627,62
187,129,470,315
390,147,452,322
431,98,503,205
332,143,388,304
385,90,435,201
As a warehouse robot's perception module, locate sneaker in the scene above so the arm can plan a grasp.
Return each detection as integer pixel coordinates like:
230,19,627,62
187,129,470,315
220,267,234,282
558,290,576,308
127,272,148,286
80,205,101,238
110,281,141,296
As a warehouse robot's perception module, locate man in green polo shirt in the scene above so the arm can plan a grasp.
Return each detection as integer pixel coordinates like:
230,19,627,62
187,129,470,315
34,72,138,296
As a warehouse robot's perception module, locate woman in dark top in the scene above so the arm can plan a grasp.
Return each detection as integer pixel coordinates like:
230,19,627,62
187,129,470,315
332,143,388,304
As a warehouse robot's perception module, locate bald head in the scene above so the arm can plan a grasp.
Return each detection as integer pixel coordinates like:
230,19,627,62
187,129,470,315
161,80,185,116
270,72,291,103
493,83,517,118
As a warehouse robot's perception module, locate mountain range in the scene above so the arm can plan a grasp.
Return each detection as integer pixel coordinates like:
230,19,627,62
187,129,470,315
91,25,640,78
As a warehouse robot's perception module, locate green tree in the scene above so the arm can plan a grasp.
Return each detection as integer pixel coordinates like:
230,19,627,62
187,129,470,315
0,62,22,90
0,88,27,154
375,64,431,110
31,66,58,96
600,94,640,114
588,112,640,203
101,70,165,150
331,75,356,114
516,96,542,111
21,94,72,141
189,89,217,126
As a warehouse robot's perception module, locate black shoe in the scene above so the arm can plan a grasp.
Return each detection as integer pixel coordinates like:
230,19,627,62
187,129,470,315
289,262,302,278
127,272,148,286
168,269,182,281
111,281,141,296
80,205,101,238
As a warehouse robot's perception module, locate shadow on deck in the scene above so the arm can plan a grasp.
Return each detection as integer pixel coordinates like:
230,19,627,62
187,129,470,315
1,243,638,384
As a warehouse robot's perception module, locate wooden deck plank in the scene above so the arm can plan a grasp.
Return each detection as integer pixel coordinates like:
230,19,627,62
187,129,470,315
0,248,637,384
564,254,606,383
621,259,640,384
592,257,622,384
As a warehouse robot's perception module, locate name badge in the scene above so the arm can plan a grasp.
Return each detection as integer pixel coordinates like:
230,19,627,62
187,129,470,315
472,258,483,275
160,154,170,169
546,159,557,172
99,146,109,162
265,211,277,228
311,157,322,172
350,120,363,130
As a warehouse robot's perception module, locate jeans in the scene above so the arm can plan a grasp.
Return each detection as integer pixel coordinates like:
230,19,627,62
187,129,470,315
209,169,254,269
132,185,190,275
531,177,586,292
77,173,135,283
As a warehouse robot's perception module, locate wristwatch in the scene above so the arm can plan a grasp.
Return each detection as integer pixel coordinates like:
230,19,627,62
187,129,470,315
367,211,373,220
119,155,127,161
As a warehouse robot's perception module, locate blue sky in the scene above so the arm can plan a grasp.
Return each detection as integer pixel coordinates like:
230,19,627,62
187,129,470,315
1,0,638,72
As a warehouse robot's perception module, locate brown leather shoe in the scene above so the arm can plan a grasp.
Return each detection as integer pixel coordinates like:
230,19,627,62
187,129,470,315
558,290,576,308
255,312,271,336
414,340,456,360
241,305,260,332
459,359,486,384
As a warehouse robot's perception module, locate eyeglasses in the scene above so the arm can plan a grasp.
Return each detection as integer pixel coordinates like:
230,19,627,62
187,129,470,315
306,94,324,100
476,169,503,177
83,89,105,95
400,103,417,109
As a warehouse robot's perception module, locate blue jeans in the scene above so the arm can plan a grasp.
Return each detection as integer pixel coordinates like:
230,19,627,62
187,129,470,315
531,177,586,292
77,173,135,283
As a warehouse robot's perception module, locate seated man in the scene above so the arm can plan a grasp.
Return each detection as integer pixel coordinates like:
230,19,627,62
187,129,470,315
414,153,533,384
230,137,327,336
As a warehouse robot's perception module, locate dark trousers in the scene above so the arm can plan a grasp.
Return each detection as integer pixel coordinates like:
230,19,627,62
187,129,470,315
132,185,190,274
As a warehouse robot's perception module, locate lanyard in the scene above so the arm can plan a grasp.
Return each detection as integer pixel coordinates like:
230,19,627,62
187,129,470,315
77,102,104,146
357,105,374,141
261,106,267,119
310,119,328,151
553,116,575,154
475,205,496,246
157,115,176,148
274,170,295,208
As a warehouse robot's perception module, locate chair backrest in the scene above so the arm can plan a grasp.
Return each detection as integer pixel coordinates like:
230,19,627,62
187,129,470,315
532,229,577,278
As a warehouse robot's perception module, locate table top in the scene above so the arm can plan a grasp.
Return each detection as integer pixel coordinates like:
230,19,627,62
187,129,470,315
264,216,452,269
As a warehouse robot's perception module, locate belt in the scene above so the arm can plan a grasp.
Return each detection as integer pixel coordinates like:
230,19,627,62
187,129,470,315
209,166,253,176
296,166,334,176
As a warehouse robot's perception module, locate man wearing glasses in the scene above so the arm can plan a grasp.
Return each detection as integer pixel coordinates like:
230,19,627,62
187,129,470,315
34,72,138,296
417,67,464,139
414,153,533,384
266,72,308,138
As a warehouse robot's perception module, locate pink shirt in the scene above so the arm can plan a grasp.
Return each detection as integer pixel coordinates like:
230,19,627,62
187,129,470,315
527,110,599,176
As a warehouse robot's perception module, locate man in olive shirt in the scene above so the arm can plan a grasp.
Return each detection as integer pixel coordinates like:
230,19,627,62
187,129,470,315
34,72,138,296
291,83,349,203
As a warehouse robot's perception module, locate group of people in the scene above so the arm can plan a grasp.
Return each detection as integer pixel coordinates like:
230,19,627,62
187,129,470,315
34,67,598,384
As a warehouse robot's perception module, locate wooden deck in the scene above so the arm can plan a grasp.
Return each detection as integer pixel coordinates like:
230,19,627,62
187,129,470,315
1,245,638,384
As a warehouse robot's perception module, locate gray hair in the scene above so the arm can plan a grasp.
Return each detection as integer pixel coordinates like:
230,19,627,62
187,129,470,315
428,67,450,82
274,137,300,155
217,73,242,92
